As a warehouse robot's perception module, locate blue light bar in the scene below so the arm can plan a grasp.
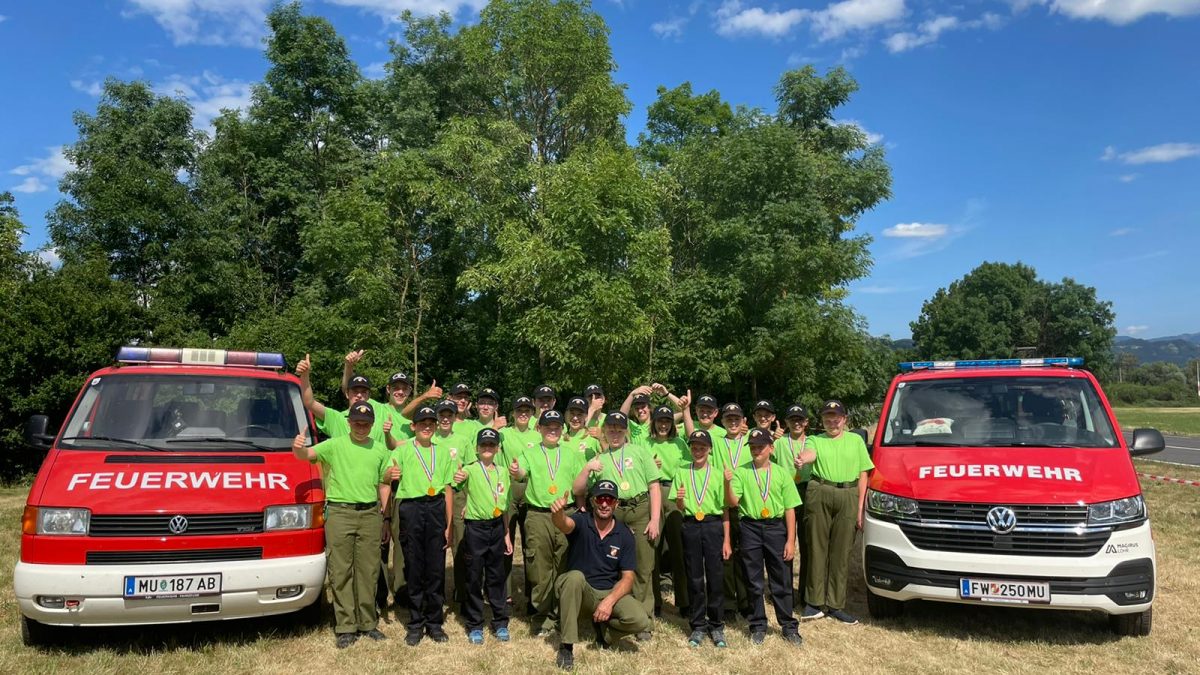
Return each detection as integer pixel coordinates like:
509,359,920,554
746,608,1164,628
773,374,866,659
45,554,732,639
117,346,288,370
899,357,1084,372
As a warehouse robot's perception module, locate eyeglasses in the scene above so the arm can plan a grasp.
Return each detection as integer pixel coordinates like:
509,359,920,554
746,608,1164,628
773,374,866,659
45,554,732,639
594,496,616,506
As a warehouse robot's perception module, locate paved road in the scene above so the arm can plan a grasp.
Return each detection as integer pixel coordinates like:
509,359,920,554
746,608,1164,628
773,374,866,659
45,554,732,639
1124,432,1200,467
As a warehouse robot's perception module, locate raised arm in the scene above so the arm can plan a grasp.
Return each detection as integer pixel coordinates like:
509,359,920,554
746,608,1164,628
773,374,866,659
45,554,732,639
550,496,575,535
295,355,327,422
291,432,316,462
340,349,364,399
402,379,443,419
680,390,695,435
573,458,600,497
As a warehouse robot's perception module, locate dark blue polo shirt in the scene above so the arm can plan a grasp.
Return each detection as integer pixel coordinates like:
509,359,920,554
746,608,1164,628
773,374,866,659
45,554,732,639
565,511,637,591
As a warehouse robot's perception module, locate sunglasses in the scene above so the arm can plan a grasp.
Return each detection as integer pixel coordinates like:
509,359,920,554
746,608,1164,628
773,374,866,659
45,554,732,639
594,496,617,506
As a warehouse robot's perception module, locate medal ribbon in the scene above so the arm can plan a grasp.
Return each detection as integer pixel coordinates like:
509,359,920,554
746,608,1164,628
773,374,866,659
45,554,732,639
690,463,711,513
541,444,561,482
415,444,436,484
608,446,626,479
481,462,501,506
724,436,745,467
752,462,771,506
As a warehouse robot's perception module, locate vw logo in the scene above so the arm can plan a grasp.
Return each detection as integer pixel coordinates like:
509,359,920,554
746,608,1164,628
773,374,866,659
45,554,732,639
986,506,1017,534
168,515,189,535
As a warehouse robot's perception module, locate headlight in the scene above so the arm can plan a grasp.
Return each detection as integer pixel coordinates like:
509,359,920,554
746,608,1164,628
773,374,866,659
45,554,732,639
264,504,314,531
866,490,919,519
38,508,90,535
1088,496,1145,525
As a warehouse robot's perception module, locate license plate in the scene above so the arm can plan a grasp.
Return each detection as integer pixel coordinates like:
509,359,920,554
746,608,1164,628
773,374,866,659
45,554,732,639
959,578,1050,604
123,573,222,599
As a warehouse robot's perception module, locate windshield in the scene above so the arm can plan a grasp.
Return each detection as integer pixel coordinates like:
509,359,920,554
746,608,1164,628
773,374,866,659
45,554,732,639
59,373,309,451
881,375,1119,448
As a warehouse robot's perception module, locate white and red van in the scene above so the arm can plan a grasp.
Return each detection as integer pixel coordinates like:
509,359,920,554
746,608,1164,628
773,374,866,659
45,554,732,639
862,357,1164,636
14,347,326,645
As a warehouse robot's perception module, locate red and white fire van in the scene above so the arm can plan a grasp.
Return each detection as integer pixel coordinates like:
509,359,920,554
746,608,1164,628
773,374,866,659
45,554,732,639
862,358,1165,636
14,347,326,645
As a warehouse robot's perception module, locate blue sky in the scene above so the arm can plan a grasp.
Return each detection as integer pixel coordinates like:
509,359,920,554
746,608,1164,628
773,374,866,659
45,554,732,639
2,0,1197,340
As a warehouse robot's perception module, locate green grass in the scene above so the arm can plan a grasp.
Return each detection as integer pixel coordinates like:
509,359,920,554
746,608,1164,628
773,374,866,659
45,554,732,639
1113,407,1200,436
3,466,1200,673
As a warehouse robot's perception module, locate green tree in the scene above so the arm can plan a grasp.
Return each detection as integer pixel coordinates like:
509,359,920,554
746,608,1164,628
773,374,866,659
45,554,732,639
0,192,28,298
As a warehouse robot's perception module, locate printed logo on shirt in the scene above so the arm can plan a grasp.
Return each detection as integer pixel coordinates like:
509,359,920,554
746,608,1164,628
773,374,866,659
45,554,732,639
607,545,621,560
449,448,459,457
623,458,634,468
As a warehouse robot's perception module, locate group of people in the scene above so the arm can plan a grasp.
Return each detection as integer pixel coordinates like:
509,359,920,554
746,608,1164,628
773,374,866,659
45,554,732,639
291,350,874,669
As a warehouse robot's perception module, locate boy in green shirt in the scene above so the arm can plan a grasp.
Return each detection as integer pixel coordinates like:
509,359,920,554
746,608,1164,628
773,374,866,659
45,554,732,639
801,400,873,625
725,428,803,646
713,402,751,617
501,395,540,612
574,411,662,635
564,396,601,460
620,387,654,442
452,427,513,644
511,409,586,636
450,383,483,438
291,402,391,648
681,394,727,442
385,405,455,645
773,404,816,606
648,403,690,618
433,398,475,609
674,429,732,648
476,387,506,430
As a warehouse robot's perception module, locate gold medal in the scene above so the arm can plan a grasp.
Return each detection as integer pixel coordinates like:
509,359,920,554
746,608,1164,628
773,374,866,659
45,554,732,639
427,486,436,496
493,507,502,518
620,481,629,491
760,507,770,518
548,484,558,495
695,512,705,521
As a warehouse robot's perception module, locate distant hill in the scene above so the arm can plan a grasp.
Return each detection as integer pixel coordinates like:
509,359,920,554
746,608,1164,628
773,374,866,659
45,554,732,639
1114,335,1200,365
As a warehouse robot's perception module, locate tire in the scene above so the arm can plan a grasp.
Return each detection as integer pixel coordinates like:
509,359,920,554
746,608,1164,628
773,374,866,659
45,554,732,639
20,615,57,647
1109,607,1152,637
866,589,904,619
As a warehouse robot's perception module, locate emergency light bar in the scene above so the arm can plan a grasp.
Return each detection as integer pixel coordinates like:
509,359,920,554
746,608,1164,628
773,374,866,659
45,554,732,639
117,347,287,370
898,357,1084,372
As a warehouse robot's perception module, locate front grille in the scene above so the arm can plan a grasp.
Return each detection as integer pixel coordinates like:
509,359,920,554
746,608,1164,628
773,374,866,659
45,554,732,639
897,501,1110,557
90,513,263,536
86,547,263,565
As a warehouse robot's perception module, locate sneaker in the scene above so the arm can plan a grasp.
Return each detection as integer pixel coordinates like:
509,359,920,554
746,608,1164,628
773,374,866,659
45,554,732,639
556,645,574,671
709,628,728,649
404,630,423,646
750,629,766,645
827,609,859,625
687,630,705,647
336,632,358,649
468,629,484,645
635,630,652,642
783,630,804,647
427,626,449,642
494,626,511,642
800,605,825,621
361,628,386,641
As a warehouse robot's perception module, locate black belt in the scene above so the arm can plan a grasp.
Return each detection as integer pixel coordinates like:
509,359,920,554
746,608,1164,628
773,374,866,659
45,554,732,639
528,504,576,513
618,493,648,508
813,476,857,489
401,494,443,504
327,501,378,510
683,513,722,522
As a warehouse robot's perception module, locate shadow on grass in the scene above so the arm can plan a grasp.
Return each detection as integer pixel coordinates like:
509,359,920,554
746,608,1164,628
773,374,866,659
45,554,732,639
857,599,1120,646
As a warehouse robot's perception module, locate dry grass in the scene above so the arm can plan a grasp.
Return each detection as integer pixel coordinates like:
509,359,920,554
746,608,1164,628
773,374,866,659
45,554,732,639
3,463,1199,674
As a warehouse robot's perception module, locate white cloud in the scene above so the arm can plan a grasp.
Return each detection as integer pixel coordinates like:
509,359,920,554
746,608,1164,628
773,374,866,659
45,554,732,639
1118,174,1138,183
322,0,487,22
883,222,948,238
1123,325,1149,336
715,1,808,38
364,61,387,79
124,0,272,47
837,119,883,144
1044,0,1200,25
1100,145,1117,161
811,0,906,40
71,79,105,96
1102,142,1200,165
884,12,1004,53
1109,228,1135,236
652,16,688,39
155,71,253,129
856,284,915,294
38,248,62,268
11,177,47,194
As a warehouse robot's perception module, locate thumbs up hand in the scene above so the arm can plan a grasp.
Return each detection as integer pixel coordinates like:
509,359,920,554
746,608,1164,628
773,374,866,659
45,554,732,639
509,459,521,479
295,354,311,379
453,468,467,484
675,485,686,501
387,458,401,482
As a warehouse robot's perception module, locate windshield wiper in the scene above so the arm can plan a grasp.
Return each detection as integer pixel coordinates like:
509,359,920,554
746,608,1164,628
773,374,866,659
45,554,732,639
162,437,277,451
979,441,1079,448
886,439,962,447
59,435,166,451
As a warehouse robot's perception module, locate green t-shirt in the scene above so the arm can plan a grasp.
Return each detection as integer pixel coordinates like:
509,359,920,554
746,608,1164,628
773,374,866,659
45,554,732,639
772,434,813,488
388,439,457,500
516,443,587,508
731,461,802,520
499,425,541,467
453,460,511,520
674,461,726,518
377,400,413,441
629,419,650,442
646,436,689,483
433,428,476,468
587,412,607,429
564,428,602,461
587,442,662,499
321,407,387,446
712,433,751,472
677,422,727,443
312,435,389,504
806,432,874,483
454,418,483,439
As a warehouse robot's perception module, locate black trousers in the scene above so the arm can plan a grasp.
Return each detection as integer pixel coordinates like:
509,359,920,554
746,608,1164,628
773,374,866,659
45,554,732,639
739,517,797,632
462,517,510,632
794,484,809,607
681,517,725,632
399,497,447,632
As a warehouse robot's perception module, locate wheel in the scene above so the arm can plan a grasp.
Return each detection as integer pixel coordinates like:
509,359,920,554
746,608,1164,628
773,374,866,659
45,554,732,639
1109,607,1152,637
866,589,904,619
20,615,57,647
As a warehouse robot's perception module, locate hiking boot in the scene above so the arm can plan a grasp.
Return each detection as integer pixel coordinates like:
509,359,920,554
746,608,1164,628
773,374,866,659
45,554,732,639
556,645,574,671
335,632,358,649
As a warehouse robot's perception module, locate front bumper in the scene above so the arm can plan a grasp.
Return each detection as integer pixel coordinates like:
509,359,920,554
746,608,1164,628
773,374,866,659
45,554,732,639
14,553,326,626
862,515,1154,615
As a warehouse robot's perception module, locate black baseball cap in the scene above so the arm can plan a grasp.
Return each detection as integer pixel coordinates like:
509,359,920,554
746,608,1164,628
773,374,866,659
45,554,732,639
534,384,556,399
450,383,471,396
748,428,772,445
820,400,848,417
753,400,775,414
688,430,712,446
348,375,371,390
388,372,411,387
513,396,535,410
412,406,437,423
696,395,719,409
591,479,619,499
567,397,587,412
477,387,499,403
604,411,629,428
584,384,604,397
785,404,809,420
653,405,675,421
477,428,501,445
435,399,458,414
347,402,375,422
721,403,744,417
631,392,651,406
539,410,564,425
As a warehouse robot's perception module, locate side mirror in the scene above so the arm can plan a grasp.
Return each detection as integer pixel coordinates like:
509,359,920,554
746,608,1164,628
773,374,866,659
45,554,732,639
25,414,54,449
1129,428,1165,456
